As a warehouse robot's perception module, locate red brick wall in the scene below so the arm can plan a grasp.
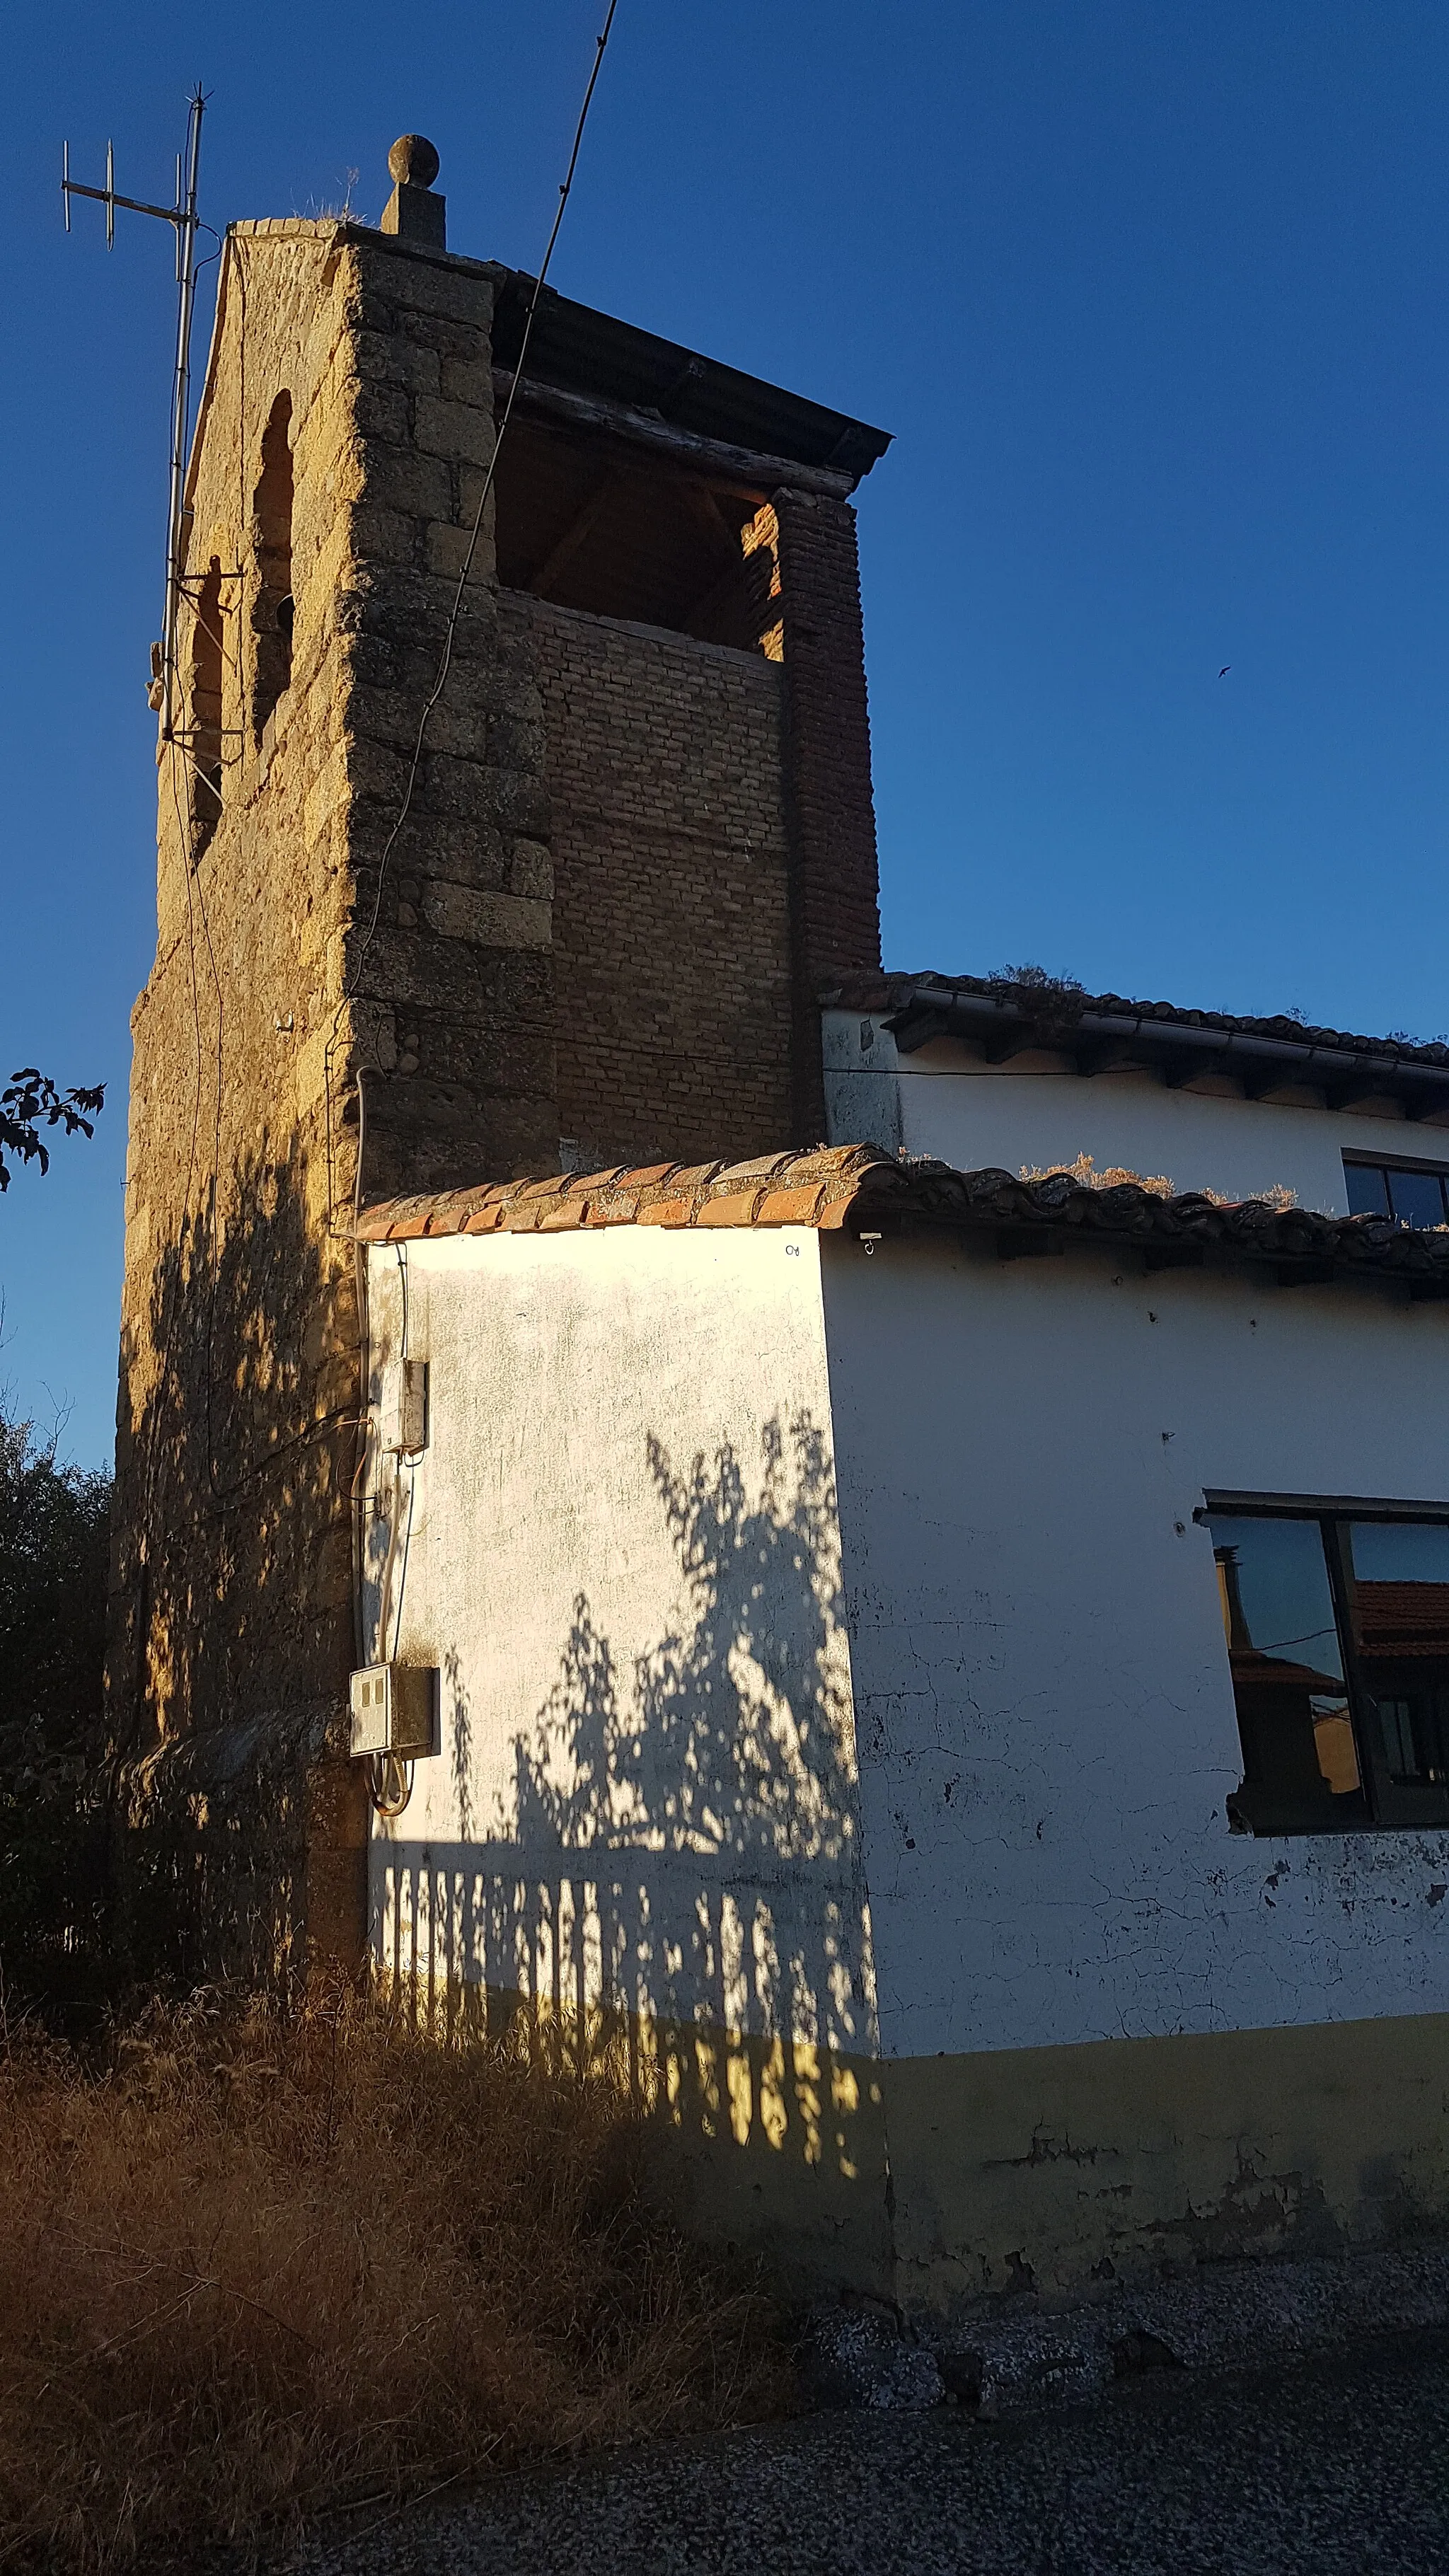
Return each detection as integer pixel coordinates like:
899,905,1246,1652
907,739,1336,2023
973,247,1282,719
501,594,798,1167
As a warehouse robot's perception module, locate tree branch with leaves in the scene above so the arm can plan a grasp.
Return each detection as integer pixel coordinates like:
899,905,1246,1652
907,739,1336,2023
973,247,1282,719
0,1070,105,1191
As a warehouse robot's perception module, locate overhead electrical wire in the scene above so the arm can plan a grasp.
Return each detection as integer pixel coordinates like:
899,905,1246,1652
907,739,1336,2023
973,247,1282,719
366,1244,422,1816
145,11,623,1775
326,2,623,1816
326,0,623,1165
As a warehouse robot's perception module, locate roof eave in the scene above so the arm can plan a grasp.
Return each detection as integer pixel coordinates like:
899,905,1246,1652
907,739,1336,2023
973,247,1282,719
352,1148,1449,1301
821,978,1449,1123
489,271,892,486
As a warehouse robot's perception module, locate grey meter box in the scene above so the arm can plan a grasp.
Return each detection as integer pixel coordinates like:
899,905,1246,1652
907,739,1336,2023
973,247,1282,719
382,1359,429,1455
350,1663,437,1759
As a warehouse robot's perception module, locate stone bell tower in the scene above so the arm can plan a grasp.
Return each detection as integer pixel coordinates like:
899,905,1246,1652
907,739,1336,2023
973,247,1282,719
106,138,889,1985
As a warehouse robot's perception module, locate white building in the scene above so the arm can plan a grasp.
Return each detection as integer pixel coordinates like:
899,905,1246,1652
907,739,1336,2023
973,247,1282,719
352,977,1449,2309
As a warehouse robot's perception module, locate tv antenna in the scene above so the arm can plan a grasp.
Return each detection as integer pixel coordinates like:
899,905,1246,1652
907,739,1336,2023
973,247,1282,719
62,87,209,744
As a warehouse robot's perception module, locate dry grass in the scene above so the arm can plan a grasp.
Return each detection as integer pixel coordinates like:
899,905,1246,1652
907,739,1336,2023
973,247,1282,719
0,1992,794,2571
1020,1153,1177,1197
1020,1153,1297,1211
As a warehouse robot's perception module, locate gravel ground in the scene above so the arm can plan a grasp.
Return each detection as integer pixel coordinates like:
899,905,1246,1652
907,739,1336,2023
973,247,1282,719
280,2327,1449,2576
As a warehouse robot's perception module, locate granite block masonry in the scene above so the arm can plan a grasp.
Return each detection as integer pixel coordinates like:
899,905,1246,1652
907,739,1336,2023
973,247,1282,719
106,141,890,1982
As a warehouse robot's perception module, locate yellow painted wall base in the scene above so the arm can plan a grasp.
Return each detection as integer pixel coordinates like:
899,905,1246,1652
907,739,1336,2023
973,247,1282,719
650,2009,1449,2312
401,1982,1449,2314
880,2011,1449,2311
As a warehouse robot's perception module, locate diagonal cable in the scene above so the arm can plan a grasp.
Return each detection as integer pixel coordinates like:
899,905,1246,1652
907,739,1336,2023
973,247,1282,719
343,0,621,1004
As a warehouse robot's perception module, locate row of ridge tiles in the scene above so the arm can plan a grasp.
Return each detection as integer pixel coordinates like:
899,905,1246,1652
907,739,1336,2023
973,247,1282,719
352,1145,1449,1281
824,969,1449,1066
352,1145,887,1242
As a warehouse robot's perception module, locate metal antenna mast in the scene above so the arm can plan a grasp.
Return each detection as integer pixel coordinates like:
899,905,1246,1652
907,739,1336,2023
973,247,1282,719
63,88,209,742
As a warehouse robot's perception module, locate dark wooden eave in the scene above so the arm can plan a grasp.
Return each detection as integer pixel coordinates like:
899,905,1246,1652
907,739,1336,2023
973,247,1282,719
824,974,1449,1127
490,273,891,492
492,370,863,501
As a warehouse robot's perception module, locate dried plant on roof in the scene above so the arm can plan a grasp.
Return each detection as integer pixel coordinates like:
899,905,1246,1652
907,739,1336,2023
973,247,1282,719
1019,1153,1296,1212
1020,1153,1176,1198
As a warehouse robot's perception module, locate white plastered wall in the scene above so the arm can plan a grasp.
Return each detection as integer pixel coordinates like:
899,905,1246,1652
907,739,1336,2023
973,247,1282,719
819,1230,1449,2062
821,1010,1445,1213
362,1225,876,2078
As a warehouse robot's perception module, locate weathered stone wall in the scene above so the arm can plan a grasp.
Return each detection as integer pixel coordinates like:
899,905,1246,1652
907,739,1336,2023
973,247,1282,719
109,219,558,1985
502,593,795,1167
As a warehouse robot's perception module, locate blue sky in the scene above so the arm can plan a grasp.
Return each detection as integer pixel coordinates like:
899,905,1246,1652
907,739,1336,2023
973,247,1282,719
4,1,1448,1465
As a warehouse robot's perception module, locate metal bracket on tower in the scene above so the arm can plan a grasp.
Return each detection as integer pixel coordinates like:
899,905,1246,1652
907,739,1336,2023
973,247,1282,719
62,88,209,746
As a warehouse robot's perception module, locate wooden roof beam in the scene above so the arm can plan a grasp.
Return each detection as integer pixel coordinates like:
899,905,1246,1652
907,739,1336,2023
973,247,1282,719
493,369,858,500
1324,1074,1404,1113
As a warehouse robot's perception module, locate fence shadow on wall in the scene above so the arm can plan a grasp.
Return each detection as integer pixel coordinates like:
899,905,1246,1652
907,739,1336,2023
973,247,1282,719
378,1413,883,2186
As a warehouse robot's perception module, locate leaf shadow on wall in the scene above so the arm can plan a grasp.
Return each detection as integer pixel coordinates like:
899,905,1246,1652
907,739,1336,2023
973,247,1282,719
108,1143,361,1991
380,1414,884,2183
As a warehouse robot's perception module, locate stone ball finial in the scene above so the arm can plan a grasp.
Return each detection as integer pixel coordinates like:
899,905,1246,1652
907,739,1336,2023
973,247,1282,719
388,134,439,189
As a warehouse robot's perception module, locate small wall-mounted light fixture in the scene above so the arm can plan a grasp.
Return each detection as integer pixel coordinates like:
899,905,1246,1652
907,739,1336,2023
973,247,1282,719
859,1232,882,1257
274,1008,294,1035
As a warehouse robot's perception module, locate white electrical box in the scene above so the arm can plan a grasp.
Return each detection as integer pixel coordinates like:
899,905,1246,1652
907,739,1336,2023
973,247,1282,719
382,1359,429,1455
350,1663,437,1759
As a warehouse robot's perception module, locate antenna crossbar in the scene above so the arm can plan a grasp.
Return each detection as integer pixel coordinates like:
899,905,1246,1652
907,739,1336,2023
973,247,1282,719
63,180,186,228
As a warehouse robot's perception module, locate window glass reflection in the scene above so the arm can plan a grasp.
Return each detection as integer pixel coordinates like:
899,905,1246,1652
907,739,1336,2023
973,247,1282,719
1346,1522,1449,1789
1387,1169,1448,1230
1343,1160,1449,1228
1344,1163,1390,1218
1209,1516,1361,1827
1211,1516,1342,1679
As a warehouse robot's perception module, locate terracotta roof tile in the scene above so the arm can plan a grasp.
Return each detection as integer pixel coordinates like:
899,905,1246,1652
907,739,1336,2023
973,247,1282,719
756,1184,826,1227
351,1147,1449,1301
714,1152,796,1186
420,1186,494,1235
696,1191,766,1226
354,1193,441,1242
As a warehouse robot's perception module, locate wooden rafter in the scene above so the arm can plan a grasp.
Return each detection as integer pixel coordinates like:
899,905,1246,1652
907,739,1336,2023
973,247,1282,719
524,468,622,595
493,369,855,499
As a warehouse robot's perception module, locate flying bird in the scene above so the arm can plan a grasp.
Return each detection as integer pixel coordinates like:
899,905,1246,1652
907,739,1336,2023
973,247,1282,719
1218,665,1231,677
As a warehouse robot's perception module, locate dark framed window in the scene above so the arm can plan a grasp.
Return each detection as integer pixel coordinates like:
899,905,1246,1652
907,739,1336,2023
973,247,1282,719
1344,1155,1449,1229
1203,1498,1449,1834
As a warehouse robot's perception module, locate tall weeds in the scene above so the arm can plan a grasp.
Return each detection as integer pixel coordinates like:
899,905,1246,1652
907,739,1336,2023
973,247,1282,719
0,1993,792,2570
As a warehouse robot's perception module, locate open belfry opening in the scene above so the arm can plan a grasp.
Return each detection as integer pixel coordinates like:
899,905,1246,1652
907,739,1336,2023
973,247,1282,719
491,280,785,657
107,137,890,1984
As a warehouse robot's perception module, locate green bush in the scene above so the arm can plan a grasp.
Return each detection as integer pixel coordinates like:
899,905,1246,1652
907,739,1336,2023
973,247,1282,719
0,1403,111,2020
